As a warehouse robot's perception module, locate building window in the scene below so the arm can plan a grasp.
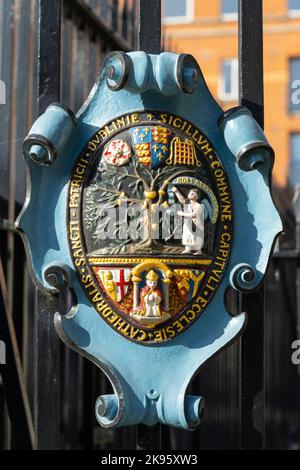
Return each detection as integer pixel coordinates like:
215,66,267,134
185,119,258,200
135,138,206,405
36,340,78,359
288,0,300,16
289,58,300,113
162,0,194,24
221,0,238,20
219,58,239,101
289,133,300,187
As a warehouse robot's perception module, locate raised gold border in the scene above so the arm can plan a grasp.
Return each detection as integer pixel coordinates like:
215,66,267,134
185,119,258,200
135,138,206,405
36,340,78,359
88,257,212,266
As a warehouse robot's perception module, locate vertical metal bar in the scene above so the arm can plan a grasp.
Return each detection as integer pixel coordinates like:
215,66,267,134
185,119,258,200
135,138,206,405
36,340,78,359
137,0,161,54
4,0,21,448
239,0,264,128
81,360,94,450
238,0,265,450
7,0,20,317
66,350,79,449
294,195,300,377
38,0,61,113
135,0,162,450
136,424,162,451
35,0,61,450
35,291,60,449
291,191,300,450
0,0,15,447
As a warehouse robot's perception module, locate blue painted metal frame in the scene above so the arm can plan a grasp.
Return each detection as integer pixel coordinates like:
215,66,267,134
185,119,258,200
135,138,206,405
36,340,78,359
16,51,282,430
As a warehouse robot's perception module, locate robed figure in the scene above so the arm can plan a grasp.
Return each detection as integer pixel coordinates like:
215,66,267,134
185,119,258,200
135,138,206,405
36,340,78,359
172,187,205,255
139,270,162,318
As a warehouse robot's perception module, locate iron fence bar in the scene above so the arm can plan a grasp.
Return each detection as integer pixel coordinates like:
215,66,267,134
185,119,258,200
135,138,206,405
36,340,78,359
0,257,35,449
136,423,162,451
292,193,300,447
35,0,61,450
238,0,265,450
293,190,300,377
135,0,162,450
137,0,161,54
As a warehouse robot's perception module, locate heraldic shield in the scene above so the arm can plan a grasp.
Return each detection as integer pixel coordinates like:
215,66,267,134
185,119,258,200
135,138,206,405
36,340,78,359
17,52,282,430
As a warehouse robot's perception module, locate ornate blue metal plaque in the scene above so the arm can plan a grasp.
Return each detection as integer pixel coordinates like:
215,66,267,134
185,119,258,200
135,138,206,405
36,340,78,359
17,52,282,430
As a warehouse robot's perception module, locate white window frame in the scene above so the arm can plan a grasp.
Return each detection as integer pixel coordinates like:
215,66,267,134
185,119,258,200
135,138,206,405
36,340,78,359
219,58,239,102
221,0,238,21
221,12,238,21
162,0,194,25
289,57,300,113
288,0,300,18
289,133,300,186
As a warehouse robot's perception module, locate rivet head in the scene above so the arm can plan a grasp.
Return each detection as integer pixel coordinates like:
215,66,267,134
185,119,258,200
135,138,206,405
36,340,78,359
147,388,159,400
